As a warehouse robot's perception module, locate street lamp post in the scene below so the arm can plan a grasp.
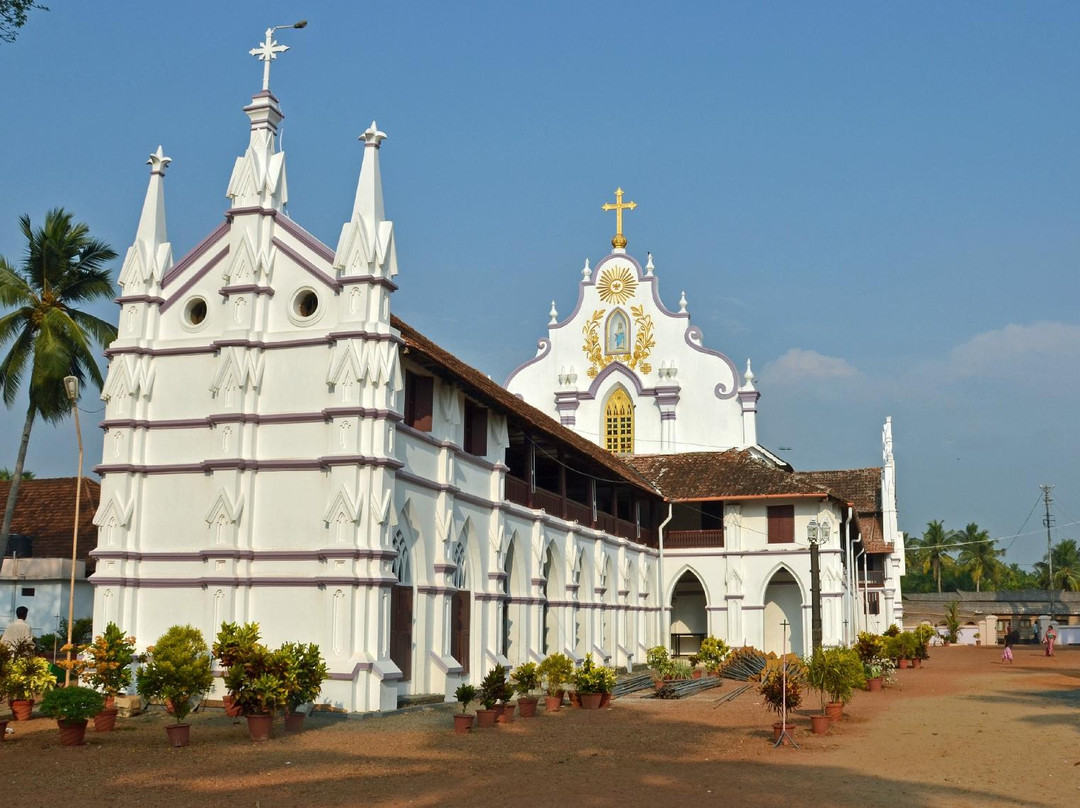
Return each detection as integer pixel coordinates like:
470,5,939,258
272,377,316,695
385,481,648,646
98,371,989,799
63,375,82,687
807,518,831,652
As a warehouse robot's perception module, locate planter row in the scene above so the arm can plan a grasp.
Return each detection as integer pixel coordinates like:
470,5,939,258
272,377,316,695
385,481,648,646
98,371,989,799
455,693,612,734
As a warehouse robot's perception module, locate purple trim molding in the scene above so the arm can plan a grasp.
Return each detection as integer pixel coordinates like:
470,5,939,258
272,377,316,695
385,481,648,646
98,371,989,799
219,284,274,298
101,408,401,433
116,294,165,306
91,547,397,563
327,661,375,681
105,331,401,360
474,592,506,602
682,326,739,400
502,338,551,388
272,237,340,291
429,651,464,676
89,574,394,588
660,412,677,422
275,214,336,263
162,222,230,287
160,247,231,313
94,454,403,476
416,584,461,596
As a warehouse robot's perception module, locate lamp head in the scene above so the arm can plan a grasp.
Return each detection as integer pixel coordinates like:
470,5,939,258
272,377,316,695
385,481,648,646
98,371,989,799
293,20,308,28
63,376,78,402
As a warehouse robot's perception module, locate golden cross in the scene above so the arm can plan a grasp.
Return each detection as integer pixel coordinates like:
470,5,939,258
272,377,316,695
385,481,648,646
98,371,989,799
601,187,637,249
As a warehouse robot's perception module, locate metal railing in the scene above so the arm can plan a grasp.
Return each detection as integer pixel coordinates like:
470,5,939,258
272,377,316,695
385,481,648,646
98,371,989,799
665,529,724,549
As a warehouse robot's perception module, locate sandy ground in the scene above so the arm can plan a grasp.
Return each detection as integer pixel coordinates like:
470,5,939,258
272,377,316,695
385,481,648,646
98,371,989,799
1,645,1078,807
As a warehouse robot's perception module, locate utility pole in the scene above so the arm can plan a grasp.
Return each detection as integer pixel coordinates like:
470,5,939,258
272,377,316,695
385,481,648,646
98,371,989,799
1041,484,1054,620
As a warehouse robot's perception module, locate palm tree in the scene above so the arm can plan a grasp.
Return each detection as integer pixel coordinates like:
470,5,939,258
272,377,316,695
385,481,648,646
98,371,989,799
0,208,117,550
954,523,1003,592
910,519,954,593
1034,539,1080,592
0,467,34,480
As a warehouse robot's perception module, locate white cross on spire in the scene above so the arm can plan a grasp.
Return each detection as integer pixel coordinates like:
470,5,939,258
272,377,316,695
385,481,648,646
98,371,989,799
250,27,290,92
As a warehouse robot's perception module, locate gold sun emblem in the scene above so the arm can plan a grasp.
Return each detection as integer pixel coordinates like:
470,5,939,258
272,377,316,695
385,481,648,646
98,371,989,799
597,266,638,305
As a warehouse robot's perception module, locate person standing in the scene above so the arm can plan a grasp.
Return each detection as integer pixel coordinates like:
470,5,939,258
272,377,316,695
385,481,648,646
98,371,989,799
1002,624,1014,664
1,606,32,647
1045,624,1057,657
1033,622,1040,645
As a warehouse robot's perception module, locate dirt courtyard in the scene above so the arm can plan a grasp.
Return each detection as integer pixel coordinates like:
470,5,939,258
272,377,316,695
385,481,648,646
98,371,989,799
2,646,1078,807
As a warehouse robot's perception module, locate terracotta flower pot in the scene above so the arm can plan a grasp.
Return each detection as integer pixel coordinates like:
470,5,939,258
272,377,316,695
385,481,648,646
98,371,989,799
284,711,305,733
246,713,274,742
599,692,612,708
825,702,844,721
912,658,922,668
475,709,497,728
898,658,910,669
692,669,703,680
543,695,562,713
94,708,119,732
222,694,243,718
453,713,474,734
57,718,88,747
10,699,33,721
104,695,116,710
579,692,602,710
491,703,505,720
772,722,796,744
868,677,883,692
811,714,831,735
496,703,516,723
569,692,581,708
165,723,190,748
518,697,538,718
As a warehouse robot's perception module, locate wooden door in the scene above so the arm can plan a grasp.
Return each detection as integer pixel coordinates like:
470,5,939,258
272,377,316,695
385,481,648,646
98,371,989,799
450,589,470,674
389,584,413,681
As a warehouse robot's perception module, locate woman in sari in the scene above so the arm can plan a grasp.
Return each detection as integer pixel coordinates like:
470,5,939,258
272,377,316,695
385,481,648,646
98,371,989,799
1045,624,1057,657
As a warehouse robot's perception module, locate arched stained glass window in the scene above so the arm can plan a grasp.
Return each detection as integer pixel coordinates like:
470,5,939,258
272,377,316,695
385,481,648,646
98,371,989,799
604,388,634,454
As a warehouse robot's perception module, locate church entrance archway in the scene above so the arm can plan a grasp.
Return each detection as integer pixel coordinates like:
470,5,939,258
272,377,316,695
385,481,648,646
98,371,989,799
763,568,803,656
670,570,707,656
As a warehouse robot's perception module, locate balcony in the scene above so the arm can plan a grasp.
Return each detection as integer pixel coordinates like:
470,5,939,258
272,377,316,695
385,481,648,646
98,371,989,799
504,476,646,545
857,570,886,588
664,529,724,550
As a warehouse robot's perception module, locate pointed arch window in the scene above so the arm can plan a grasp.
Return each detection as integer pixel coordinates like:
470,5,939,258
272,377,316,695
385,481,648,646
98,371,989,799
603,388,634,455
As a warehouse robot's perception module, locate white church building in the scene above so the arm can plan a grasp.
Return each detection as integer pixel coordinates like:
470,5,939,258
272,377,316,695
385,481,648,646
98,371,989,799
90,34,904,713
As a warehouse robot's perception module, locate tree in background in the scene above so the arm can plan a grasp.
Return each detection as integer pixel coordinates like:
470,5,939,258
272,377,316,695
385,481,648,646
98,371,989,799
1034,539,1080,592
0,467,34,480
0,209,117,553
0,1,46,43
909,519,954,593
954,523,1003,593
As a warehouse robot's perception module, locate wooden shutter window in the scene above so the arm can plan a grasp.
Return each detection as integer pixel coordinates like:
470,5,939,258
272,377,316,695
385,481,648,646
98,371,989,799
464,400,488,456
450,589,470,674
389,584,413,680
404,371,433,432
767,505,795,544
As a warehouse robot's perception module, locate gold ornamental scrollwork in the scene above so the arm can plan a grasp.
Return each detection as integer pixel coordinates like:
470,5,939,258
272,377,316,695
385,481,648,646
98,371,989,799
582,305,655,377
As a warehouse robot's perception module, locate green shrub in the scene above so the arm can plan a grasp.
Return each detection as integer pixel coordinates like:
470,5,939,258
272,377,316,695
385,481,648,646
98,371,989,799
40,685,105,722
697,636,730,673
511,662,540,696
537,653,574,696
136,625,214,723
454,683,476,714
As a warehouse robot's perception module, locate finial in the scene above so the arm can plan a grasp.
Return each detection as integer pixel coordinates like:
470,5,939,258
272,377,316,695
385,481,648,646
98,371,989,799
549,300,558,325
581,258,591,280
645,252,655,276
601,187,637,250
678,291,687,314
147,146,171,176
361,121,388,148
250,21,306,92
743,358,756,387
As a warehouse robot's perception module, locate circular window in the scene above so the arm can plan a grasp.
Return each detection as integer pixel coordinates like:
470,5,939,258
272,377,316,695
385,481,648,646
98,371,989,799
183,297,208,327
294,290,319,319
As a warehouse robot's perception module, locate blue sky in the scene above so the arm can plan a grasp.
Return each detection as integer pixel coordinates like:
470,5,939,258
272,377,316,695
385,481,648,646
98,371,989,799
2,2,1079,567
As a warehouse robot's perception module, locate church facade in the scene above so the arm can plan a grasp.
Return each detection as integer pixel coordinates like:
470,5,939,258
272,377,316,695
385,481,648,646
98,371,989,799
90,38,903,714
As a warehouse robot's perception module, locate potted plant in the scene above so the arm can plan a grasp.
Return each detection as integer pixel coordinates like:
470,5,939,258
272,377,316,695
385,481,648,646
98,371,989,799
511,662,540,718
899,632,920,668
804,648,832,734
811,647,864,722
278,641,327,732
39,685,105,746
497,669,516,723
136,625,214,747
537,652,573,712
943,602,961,645
573,653,614,709
224,640,290,741
697,636,730,677
3,639,55,720
646,645,674,687
758,656,804,744
688,654,702,679
453,683,477,734
79,622,136,731
476,666,505,728
213,621,262,717
0,641,10,738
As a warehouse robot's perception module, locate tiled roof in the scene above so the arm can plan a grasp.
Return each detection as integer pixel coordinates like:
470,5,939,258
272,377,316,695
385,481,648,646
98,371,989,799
802,468,891,552
625,450,835,501
391,316,658,496
0,477,100,565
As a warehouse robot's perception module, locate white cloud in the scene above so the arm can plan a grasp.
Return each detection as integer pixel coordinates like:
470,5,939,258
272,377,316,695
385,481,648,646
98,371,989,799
763,348,861,386
945,321,1080,380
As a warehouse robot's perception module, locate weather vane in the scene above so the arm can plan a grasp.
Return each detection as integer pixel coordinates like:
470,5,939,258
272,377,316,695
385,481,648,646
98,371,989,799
250,20,308,92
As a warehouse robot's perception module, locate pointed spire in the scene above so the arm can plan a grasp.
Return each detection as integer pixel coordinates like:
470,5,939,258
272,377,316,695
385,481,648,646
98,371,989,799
645,252,655,276
581,258,591,280
351,122,387,225
119,146,173,290
678,291,688,314
333,121,398,281
741,358,756,390
549,300,558,325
